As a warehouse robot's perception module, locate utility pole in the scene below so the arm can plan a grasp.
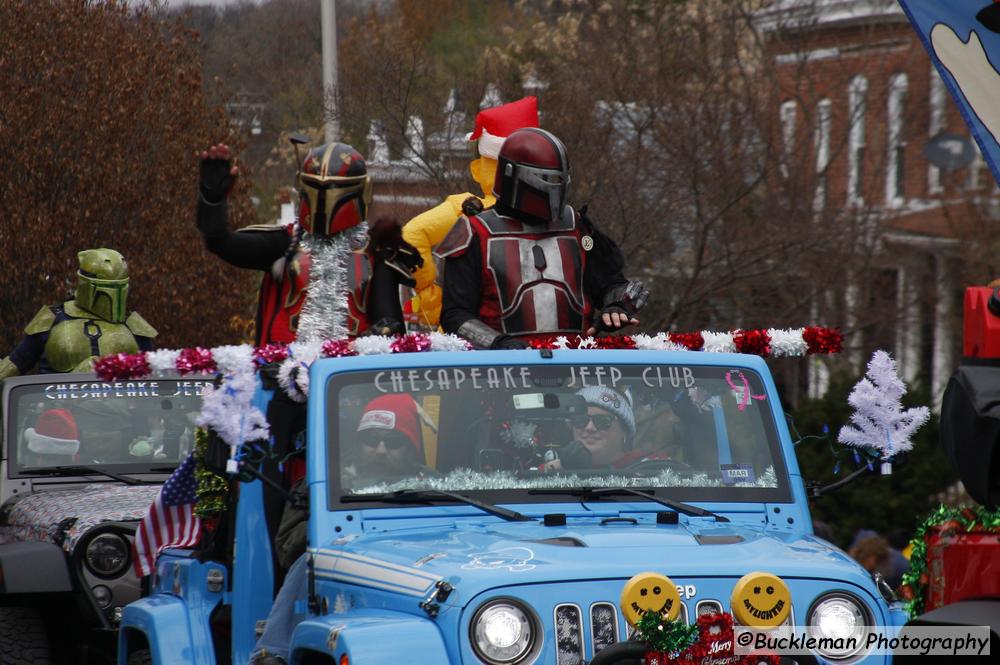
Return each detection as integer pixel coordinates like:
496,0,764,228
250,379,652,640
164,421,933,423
321,0,338,142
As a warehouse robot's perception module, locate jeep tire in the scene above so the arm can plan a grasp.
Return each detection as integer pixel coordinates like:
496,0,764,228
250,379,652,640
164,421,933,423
0,607,51,664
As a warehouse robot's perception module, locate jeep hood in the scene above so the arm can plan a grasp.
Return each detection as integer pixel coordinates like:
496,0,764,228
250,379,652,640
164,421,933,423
0,484,159,553
315,518,864,602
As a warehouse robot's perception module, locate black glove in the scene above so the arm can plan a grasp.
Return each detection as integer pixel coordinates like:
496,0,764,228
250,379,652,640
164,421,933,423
369,217,423,286
461,196,484,217
199,153,235,205
364,318,406,336
593,280,649,333
490,335,529,350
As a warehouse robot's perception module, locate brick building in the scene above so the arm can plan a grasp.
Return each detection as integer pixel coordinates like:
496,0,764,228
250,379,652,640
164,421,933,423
758,0,1000,407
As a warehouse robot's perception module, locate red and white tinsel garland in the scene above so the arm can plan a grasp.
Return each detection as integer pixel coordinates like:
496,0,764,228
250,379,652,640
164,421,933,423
94,327,841,385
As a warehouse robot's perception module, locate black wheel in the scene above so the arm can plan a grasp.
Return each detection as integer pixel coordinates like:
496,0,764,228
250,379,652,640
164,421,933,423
127,649,153,665
0,607,51,665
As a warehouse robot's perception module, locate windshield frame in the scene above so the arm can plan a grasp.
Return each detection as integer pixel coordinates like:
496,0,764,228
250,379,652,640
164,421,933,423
2,372,205,479
320,351,795,511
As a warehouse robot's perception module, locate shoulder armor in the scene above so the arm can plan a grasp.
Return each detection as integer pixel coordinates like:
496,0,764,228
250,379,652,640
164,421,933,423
125,312,158,338
24,305,57,335
238,222,292,234
433,215,475,259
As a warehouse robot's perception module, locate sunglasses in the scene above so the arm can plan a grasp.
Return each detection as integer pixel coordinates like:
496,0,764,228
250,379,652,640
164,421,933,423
360,430,410,450
572,413,618,431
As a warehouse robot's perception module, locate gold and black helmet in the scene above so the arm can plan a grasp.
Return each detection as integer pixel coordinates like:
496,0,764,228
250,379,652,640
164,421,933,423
296,142,372,236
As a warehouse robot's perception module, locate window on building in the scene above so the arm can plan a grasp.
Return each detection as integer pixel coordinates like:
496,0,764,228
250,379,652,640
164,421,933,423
886,73,908,208
779,100,797,178
968,142,985,191
847,76,868,205
813,98,832,213
928,66,946,195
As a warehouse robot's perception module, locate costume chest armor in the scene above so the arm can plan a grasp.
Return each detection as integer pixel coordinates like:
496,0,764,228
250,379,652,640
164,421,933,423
472,207,589,336
44,314,141,373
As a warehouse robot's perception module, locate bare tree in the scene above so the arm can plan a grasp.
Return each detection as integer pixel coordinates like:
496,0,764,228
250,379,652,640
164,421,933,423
0,0,257,353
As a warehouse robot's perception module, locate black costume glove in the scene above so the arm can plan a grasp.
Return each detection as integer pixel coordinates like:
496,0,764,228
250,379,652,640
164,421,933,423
199,152,236,205
364,318,406,337
593,280,649,333
490,335,529,350
461,196,484,217
368,217,423,286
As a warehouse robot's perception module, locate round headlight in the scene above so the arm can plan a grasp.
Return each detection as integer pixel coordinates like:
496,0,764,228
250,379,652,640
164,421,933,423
807,593,871,660
85,533,130,578
471,600,536,664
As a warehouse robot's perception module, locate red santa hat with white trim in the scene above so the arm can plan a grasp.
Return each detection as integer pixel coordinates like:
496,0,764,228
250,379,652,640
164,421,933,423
25,408,81,456
466,96,539,159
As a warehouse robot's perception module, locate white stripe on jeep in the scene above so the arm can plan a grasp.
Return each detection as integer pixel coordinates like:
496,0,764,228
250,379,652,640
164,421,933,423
312,549,440,595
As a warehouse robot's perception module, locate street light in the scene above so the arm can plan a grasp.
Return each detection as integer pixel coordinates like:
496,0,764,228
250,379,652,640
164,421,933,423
321,0,338,143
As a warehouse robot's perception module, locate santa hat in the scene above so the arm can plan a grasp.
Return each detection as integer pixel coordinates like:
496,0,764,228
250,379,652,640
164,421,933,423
25,409,81,456
576,386,636,438
357,394,423,454
466,96,539,159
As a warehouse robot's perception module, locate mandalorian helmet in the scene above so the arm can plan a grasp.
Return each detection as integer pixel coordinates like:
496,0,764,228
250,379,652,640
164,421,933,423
296,142,373,236
75,248,130,323
493,127,571,224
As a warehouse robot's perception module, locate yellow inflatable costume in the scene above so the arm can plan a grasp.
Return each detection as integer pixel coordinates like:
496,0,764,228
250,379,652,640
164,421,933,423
402,96,539,327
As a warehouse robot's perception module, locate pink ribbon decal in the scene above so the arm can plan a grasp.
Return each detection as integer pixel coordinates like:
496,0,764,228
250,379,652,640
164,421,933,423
725,370,766,411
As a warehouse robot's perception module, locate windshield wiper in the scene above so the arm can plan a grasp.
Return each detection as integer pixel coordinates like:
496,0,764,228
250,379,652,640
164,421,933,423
20,465,156,486
528,487,729,522
341,489,533,522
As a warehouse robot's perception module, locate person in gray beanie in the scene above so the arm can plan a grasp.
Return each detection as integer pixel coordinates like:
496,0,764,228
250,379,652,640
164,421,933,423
546,385,644,470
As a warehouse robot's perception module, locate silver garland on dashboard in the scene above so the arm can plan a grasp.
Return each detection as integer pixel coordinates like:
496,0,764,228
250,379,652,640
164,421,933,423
349,466,778,495
295,223,368,343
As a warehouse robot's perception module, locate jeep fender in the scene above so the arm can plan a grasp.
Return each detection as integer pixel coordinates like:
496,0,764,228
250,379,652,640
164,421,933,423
291,611,449,663
118,595,216,665
0,541,72,593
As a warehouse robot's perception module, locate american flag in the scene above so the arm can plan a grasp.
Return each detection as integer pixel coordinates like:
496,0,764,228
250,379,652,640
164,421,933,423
132,452,202,577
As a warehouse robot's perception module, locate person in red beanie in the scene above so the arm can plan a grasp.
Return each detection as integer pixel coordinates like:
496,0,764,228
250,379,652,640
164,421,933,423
23,408,81,466
355,393,425,477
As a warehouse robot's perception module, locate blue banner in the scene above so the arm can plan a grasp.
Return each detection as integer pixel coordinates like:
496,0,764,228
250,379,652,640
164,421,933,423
898,0,1000,186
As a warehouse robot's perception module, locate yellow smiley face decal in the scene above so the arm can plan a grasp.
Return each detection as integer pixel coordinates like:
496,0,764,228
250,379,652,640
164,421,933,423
731,571,791,628
620,572,681,627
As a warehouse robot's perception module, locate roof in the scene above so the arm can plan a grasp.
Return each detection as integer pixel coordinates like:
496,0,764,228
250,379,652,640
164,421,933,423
755,0,905,33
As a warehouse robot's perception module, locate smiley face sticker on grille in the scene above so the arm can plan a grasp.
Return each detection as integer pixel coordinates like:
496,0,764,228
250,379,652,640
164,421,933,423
731,571,791,628
620,572,682,627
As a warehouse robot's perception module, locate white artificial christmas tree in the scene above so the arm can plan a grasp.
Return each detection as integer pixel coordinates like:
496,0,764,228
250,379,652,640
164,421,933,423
838,350,929,471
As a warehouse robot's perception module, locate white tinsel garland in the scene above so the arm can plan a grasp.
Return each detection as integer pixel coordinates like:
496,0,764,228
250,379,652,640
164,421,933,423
634,333,686,352
295,225,367,342
701,331,736,353
278,340,322,403
767,328,809,357
428,332,473,352
212,345,255,375
349,465,778,494
353,335,396,355
146,349,180,374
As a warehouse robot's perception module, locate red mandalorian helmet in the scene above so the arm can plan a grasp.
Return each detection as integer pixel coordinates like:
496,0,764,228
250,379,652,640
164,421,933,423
493,128,570,224
297,142,373,235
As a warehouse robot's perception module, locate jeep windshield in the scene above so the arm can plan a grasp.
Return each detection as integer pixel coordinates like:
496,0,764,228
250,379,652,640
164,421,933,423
4,376,210,476
330,361,791,505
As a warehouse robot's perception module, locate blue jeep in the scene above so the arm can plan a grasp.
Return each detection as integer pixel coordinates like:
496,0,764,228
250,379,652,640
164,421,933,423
119,349,908,664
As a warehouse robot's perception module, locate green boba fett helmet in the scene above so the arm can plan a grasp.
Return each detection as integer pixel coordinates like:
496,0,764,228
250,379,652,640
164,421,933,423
75,249,130,323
